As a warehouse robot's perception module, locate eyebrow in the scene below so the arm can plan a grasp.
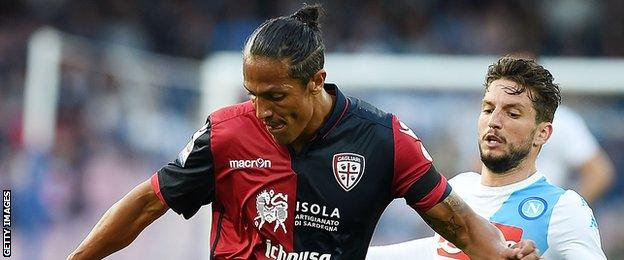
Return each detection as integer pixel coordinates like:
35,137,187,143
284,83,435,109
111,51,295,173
481,100,527,110
244,84,290,96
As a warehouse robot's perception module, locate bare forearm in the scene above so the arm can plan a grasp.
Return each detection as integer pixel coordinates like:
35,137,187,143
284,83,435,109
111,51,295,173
68,180,168,260
421,191,506,258
579,152,615,204
69,202,138,259
459,209,507,257
421,195,468,248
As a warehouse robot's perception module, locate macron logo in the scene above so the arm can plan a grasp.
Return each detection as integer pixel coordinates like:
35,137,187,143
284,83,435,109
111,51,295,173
229,158,272,169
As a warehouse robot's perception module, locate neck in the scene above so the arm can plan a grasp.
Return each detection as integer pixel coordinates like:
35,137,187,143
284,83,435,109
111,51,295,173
291,88,335,152
480,153,538,187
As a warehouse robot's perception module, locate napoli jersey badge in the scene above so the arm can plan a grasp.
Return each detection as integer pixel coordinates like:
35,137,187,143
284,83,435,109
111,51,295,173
518,197,547,220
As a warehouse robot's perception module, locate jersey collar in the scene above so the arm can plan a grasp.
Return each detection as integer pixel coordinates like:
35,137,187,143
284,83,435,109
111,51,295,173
479,171,546,194
314,83,349,140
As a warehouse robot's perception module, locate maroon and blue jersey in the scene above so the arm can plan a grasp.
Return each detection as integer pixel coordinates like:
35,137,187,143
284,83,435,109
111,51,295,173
151,84,451,259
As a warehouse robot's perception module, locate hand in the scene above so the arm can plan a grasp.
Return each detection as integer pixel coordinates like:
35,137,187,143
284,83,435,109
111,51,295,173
502,239,540,260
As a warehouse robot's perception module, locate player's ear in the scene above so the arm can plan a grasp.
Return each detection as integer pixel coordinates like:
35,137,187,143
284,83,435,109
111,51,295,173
309,69,326,95
533,121,552,147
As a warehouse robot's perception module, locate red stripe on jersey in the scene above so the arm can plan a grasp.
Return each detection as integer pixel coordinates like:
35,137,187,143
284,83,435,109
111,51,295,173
209,101,297,259
391,115,434,197
410,174,449,211
150,173,168,207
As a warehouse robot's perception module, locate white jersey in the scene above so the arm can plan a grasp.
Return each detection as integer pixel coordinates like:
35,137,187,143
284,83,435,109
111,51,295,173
537,106,599,186
367,172,606,260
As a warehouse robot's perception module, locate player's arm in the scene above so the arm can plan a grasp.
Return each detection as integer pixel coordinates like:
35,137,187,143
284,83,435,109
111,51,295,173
548,191,607,259
68,180,168,260
391,117,536,259
419,191,537,259
69,121,216,259
578,150,615,204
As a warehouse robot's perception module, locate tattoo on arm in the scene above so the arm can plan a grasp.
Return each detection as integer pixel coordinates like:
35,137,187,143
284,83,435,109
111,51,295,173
442,192,465,211
424,214,463,238
422,192,467,240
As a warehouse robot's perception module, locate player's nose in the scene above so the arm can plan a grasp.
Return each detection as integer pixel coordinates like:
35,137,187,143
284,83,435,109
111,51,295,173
487,110,503,129
255,98,274,120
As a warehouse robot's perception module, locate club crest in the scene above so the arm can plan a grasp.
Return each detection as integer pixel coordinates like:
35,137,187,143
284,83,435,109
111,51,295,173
519,197,547,220
254,189,288,233
332,153,366,191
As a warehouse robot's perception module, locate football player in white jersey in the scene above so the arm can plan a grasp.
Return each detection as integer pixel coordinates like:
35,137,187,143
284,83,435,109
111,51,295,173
367,56,606,260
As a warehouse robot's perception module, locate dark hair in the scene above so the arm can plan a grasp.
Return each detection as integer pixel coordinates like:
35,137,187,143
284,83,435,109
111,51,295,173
243,4,325,84
485,56,561,123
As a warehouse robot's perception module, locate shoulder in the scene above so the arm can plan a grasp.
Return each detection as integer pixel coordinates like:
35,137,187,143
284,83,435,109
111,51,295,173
346,96,393,129
547,190,606,258
209,101,256,126
207,101,266,146
559,189,584,203
549,189,600,236
553,190,593,216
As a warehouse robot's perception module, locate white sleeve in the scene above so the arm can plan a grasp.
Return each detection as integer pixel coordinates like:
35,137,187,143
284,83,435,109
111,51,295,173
367,237,436,260
547,190,606,259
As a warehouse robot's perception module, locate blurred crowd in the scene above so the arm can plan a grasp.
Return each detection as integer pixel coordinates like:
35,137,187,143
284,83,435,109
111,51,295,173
1,0,624,259
4,0,624,58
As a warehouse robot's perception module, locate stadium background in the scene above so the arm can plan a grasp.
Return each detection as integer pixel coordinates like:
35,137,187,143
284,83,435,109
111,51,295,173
1,0,623,259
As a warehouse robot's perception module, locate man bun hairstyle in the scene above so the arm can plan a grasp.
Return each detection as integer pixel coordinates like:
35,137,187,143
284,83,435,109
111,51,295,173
290,5,321,30
243,4,325,85
485,56,562,123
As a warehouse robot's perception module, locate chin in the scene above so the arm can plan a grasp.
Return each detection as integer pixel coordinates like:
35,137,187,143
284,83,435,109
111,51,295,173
272,136,289,144
482,150,503,158
481,153,502,162
480,144,506,155
271,134,293,145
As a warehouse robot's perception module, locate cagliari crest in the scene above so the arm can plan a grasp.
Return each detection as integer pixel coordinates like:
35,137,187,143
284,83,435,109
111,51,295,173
332,153,366,191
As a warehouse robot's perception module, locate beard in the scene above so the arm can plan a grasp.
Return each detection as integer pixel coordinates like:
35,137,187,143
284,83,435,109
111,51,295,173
479,138,532,174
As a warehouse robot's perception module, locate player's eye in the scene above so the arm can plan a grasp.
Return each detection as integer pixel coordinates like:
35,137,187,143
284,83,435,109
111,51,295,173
508,112,520,118
482,108,493,114
269,93,286,101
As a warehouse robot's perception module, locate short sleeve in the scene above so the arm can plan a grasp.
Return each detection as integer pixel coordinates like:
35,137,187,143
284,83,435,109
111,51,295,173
391,115,451,211
151,121,215,219
547,190,606,259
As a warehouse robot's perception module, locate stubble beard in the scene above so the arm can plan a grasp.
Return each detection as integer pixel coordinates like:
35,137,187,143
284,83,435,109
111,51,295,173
479,139,532,174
